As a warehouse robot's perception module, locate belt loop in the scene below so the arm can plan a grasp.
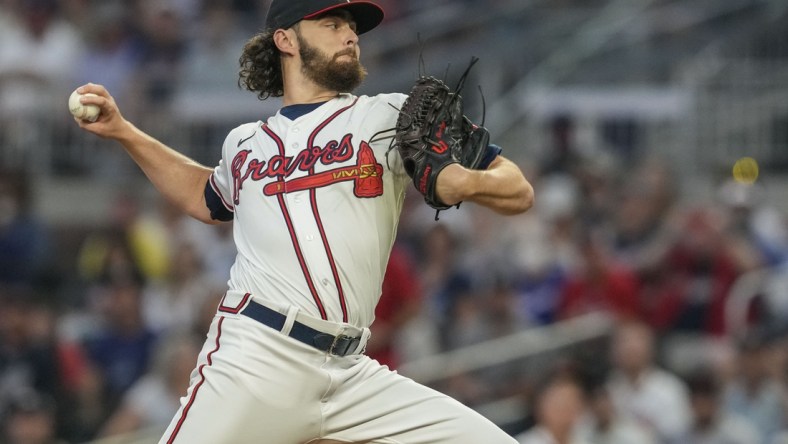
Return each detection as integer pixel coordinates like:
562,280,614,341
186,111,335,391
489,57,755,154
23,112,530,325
280,306,299,336
352,328,372,355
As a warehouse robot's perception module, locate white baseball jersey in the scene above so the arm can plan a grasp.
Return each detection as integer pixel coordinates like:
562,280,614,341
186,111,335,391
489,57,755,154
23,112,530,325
208,93,409,328
162,92,518,444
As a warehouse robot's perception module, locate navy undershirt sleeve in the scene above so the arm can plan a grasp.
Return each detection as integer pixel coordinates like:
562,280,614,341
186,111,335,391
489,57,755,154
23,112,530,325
204,180,233,221
479,144,503,170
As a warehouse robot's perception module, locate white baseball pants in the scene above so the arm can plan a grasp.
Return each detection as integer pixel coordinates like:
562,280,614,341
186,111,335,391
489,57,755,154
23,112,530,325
158,301,516,443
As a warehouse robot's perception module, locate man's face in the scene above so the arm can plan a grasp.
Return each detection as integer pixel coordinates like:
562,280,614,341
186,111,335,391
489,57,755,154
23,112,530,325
294,13,367,93
611,323,653,375
690,394,718,428
538,381,586,433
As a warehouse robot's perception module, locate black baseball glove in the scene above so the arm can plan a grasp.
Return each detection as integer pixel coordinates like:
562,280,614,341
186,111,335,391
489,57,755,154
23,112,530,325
391,57,490,216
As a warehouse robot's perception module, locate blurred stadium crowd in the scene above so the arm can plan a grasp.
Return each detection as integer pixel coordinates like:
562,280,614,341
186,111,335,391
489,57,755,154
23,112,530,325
1,0,788,443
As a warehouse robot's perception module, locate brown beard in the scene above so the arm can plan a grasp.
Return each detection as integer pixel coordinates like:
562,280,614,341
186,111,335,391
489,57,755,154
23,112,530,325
297,33,367,93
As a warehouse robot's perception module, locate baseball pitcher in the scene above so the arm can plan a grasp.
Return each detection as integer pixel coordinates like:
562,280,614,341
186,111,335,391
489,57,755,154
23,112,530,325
73,0,534,442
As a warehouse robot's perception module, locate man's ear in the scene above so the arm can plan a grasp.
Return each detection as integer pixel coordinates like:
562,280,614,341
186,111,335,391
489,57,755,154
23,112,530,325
274,28,298,56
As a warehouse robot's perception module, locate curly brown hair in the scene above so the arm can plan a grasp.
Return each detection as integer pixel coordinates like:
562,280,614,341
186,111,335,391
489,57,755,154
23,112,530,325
238,30,283,100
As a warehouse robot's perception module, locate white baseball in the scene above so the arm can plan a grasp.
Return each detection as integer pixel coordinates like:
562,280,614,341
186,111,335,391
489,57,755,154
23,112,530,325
68,89,101,122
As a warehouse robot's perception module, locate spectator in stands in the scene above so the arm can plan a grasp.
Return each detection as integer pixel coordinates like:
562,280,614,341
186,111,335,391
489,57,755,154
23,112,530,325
173,1,266,163
538,114,584,179
137,196,237,291
0,0,84,116
658,206,741,336
193,219,237,287
537,113,620,235
512,228,569,325
151,195,237,288
412,223,476,352
97,332,199,439
606,158,686,335
510,178,578,325
366,244,423,369
2,391,67,444
556,228,640,322
142,242,223,334
446,277,532,406
675,368,759,444
578,383,656,444
723,331,788,444
78,192,171,284
0,286,62,420
530,175,581,273
126,0,188,125
72,2,140,111
435,281,499,406
606,320,691,443
574,152,620,233
442,284,489,352
0,169,51,285
485,277,529,339
609,157,678,275
515,375,588,444
409,219,505,406
0,283,95,442
717,178,788,268
81,268,158,417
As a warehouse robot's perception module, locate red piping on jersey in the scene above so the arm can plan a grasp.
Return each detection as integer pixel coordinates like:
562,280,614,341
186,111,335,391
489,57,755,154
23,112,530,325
166,316,224,444
217,292,251,314
306,98,358,323
209,174,234,212
309,191,348,322
262,123,328,320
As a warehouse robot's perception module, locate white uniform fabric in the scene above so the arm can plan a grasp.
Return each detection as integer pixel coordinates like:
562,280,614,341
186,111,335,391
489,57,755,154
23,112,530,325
161,93,516,443
514,426,588,444
209,93,408,327
607,368,692,442
161,302,516,443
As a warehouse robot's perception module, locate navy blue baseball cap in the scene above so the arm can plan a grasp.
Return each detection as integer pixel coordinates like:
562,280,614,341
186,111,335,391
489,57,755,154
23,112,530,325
265,0,385,35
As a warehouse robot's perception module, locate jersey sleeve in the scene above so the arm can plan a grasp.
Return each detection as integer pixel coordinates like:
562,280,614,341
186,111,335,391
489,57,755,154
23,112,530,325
205,179,233,221
204,130,241,221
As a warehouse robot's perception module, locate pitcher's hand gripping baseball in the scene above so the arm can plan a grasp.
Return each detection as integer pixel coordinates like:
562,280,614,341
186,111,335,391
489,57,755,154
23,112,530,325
69,83,130,140
391,57,489,215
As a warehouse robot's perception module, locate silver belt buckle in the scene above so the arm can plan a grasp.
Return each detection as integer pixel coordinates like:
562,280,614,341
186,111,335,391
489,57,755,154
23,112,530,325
329,333,359,356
